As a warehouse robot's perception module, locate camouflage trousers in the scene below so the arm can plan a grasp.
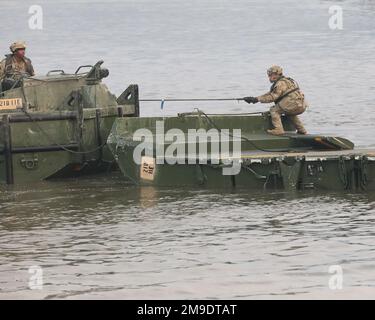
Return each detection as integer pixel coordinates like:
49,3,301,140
269,104,307,134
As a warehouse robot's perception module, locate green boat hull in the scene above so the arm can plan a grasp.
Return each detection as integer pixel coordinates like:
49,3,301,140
0,107,132,184
0,61,139,184
107,113,375,191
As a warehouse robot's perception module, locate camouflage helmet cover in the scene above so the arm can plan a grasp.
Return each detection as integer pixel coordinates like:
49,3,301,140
10,41,26,53
267,65,283,76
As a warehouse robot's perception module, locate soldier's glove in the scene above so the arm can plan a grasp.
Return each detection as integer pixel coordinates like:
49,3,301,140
243,96,259,104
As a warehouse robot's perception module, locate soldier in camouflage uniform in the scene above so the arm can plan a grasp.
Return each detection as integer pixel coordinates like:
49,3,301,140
0,41,35,90
243,66,308,135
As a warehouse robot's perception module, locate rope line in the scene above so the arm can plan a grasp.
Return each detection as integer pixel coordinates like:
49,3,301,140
140,98,245,109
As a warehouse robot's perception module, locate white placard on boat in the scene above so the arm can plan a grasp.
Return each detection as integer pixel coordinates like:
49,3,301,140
0,98,22,110
140,156,156,181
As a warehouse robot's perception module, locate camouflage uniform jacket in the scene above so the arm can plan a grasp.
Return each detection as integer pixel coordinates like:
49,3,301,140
257,76,307,114
0,54,35,80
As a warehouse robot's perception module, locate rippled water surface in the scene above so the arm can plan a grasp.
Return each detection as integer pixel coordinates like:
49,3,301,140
0,0,375,299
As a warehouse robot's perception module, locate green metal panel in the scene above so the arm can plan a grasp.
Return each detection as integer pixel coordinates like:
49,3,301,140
10,120,76,147
0,154,5,184
12,151,72,183
366,160,375,191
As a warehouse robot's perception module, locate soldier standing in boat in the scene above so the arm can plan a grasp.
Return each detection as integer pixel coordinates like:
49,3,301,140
243,65,308,135
0,41,35,90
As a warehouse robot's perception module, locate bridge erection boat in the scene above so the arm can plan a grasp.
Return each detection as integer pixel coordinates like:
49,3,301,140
0,61,138,184
107,111,375,191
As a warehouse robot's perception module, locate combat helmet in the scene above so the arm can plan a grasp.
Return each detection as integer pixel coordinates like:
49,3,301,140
267,65,283,76
10,41,26,53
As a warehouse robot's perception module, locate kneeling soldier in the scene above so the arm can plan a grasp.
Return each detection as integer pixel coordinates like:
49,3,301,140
244,65,308,135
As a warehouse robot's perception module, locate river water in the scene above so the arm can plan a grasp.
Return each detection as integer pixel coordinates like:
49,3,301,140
0,0,375,299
